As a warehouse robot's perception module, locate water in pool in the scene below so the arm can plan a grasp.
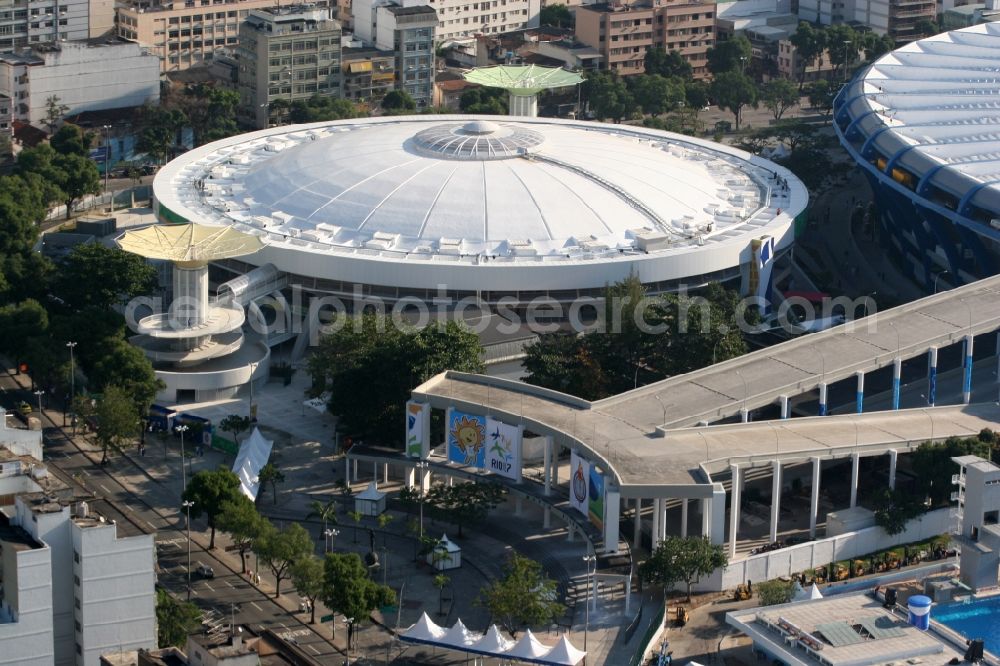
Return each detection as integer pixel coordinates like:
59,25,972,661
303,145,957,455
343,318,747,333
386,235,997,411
933,595,1000,656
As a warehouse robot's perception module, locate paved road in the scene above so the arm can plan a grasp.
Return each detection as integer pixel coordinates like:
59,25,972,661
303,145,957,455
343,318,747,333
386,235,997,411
0,371,342,665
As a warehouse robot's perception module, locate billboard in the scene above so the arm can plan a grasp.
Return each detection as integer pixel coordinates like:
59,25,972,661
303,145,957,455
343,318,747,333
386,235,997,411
569,451,589,517
446,408,486,468
485,418,522,481
405,401,430,459
588,465,605,531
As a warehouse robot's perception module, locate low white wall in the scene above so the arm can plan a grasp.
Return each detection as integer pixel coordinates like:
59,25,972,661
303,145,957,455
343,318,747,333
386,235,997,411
694,508,953,591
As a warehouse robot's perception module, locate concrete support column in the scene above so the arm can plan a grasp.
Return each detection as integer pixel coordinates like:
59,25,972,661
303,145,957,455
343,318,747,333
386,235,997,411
566,520,575,542
892,357,902,410
701,496,711,539
651,498,662,549
855,371,865,414
809,457,821,538
729,465,742,559
344,455,351,485
740,408,750,423
779,395,790,419
552,444,560,487
543,436,553,496
680,498,689,538
543,506,551,529
849,452,860,508
818,382,828,416
660,501,668,542
888,449,898,490
604,488,620,555
927,346,938,406
352,459,358,483
420,468,431,493
405,466,415,489
963,333,975,404
372,461,377,481
633,499,642,548
383,463,389,484
769,460,782,544
711,485,726,546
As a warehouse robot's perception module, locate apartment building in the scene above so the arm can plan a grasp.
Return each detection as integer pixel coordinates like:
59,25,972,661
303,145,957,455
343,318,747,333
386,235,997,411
0,40,159,129
353,0,436,105
0,0,93,51
0,94,11,138
798,0,936,41
117,0,330,72
342,45,395,105
575,0,715,77
237,5,342,128
775,38,840,82
0,410,156,666
429,0,540,42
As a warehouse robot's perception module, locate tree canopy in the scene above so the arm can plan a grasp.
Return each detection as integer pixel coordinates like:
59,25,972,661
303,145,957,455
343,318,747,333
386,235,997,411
216,495,266,573
156,588,200,647
760,78,799,121
322,552,396,624
50,123,94,157
629,74,685,116
178,84,241,145
291,554,326,623
756,579,795,606
459,87,508,115
582,70,634,122
425,481,506,537
644,47,692,80
477,553,564,637
710,71,758,130
639,536,728,601
289,94,360,123
308,317,484,444
52,243,157,311
539,3,572,28
135,104,188,164
789,22,828,90
255,522,313,597
706,35,752,75
182,468,244,549
382,89,417,114
88,383,138,464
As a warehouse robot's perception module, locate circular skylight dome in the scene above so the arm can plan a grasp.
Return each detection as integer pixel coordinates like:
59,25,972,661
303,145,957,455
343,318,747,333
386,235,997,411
411,121,545,160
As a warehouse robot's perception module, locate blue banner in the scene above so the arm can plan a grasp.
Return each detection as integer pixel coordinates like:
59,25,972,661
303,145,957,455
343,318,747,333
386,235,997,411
446,409,486,468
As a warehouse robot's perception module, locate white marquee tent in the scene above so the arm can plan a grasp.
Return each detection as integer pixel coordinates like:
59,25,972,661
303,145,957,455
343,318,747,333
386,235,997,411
231,427,273,500
401,616,586,665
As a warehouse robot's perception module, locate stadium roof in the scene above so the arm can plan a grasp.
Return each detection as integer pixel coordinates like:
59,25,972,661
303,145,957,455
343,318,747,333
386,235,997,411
463,65,583,95
117,223,265,262
838,22,1000,216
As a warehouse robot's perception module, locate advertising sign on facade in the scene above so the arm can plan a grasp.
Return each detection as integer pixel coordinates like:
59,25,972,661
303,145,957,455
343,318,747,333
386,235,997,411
446,408,486,468
405,400,430,459
485,418,522,481
588,465,605,530
569,450,589,517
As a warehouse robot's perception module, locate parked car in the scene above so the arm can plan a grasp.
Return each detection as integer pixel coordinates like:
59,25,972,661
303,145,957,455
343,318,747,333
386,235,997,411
196,564,215,579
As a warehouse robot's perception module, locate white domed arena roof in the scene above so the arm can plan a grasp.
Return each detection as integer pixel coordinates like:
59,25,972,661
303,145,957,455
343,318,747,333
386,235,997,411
153,116,808,295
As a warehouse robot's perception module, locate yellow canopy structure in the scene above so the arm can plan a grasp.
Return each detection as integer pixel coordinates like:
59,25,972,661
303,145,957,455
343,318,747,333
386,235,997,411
117,223,265,263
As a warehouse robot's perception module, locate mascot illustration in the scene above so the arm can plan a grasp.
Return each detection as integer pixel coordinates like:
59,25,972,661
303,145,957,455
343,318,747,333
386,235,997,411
450,415,486,466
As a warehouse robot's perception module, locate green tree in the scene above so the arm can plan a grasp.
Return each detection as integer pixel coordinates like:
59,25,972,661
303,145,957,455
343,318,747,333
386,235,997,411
307,498,339,549
348,510,363,543
382,89,417,113
182,467,244,549
459,87,508,115
291,554,326,623
0,299,49,363
807,79,836,120
644,46,692,80
539,2,572,27
216,495,267,573
477,553,564,638
44,95,69,133
308,317,484,444
255,522,313,597
53,243,157,311
825,24,860,78
861,32,895,62
710,71,758,130
0,174,53,302
88,336,163,421
433,573,450,616
50,123,94,157
135,104,188,164
322,552,396,630
911,436,991,507
219,414,251,445
155,588,200,647
760,78,799,120
684,80,710,111
425,481,506,537
89,384,139,464
582,70,635,122
54,153,101,219
639,536,728,602
523,333,608,400
914,19,938,38
180,84,241,145
706,35,752,75
757,579,795,606
629,74,685,116
289,94,360,123
258,459,285,505
871,487,925,536
789,22,828,91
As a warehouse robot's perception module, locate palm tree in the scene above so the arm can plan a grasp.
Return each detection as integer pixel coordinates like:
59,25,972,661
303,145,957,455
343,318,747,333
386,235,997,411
348,510,363,543
307,499,339,551
433,574,450,616
376,513,394,548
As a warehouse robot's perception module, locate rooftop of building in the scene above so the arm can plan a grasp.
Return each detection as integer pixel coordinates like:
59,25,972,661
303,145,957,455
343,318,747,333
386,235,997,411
0,514,44,551
189,631,258,659
383,4,437,17
726,592,971,665
342,45,393,59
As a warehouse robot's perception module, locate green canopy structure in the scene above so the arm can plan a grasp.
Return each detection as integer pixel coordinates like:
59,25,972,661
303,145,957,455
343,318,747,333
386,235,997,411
463,64,583,116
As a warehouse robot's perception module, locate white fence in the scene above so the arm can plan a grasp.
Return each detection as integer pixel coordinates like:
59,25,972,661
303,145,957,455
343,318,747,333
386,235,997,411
695,508,953,591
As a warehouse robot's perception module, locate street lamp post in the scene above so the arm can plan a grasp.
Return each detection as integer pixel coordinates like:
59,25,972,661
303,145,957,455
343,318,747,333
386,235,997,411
102,124,112,198
933,270,950,294
66,341,76,431
183,499,194,600
736,370,749,421
175,425,189,494
415,461,429,539
582,553,596,666
344,617,355,665
34,390,44,417
324,528,339,553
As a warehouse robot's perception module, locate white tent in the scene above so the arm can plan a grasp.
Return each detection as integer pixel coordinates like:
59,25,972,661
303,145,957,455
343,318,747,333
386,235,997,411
542,635,587,665
506,630,551,663
438,618,481,651
231,427,273,500
471,625,514,656
792,581,823,602
807,583,823,600
354,481,387,516
400,612,446,646
427,533,462,570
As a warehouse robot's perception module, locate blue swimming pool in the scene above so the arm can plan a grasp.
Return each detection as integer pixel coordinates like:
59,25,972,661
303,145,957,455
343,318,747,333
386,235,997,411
933,596,1000,656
